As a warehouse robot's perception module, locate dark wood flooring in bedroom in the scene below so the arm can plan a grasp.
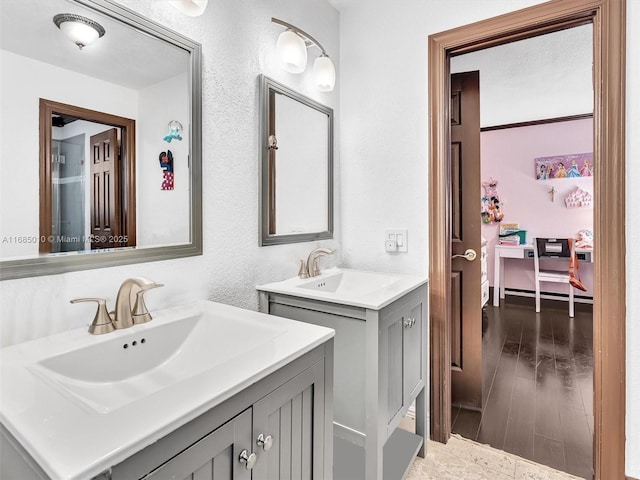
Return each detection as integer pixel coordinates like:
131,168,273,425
451,296,594,480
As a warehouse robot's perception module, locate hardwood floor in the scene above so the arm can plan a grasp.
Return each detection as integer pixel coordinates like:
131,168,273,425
451,296,594,479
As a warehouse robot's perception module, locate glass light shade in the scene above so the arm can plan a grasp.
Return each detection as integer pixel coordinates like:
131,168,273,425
59,21,101,48
313,55,336,92
276,30,308,74
169,0,208,17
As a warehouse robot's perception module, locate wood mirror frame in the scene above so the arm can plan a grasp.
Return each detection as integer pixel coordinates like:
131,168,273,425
428,0,626,478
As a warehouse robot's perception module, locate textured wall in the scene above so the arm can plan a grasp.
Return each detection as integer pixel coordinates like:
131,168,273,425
450,24,593,128
0,0,340,347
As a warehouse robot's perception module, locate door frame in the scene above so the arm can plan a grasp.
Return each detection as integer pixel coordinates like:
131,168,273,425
427,1,626,479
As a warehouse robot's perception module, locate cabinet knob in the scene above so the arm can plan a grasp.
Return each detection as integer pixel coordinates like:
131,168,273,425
257,433,274,451
239,450,257,470
404,317,416,328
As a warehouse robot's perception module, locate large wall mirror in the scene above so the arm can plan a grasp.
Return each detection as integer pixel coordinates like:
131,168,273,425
0,0,202,280
259,75,333,246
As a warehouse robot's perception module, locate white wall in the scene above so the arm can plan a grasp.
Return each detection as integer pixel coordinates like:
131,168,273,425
137,72,190,246
338,0,639,476
450,24,593,128
0,0,340,347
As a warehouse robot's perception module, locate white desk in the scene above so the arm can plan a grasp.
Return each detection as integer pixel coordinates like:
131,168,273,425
493,243,593,307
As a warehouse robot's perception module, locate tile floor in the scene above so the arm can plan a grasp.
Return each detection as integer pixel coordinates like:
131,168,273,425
405,434,586,480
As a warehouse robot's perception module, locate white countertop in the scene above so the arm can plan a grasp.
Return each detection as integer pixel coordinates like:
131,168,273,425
256,267,428,310
0,300,334,480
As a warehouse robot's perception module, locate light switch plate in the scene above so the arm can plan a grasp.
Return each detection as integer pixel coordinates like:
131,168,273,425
385,229,408,253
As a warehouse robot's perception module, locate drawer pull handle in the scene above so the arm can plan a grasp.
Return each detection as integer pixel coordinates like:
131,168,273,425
239,450,257,470
257,433,274,451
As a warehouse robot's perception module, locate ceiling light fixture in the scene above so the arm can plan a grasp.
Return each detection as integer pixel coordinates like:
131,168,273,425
53,13,105,50
272,18,336,92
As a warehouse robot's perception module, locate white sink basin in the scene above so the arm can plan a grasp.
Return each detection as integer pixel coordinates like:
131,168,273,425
30,310,285,413
0,300,334,480
257,267,427,310
298,269,402,294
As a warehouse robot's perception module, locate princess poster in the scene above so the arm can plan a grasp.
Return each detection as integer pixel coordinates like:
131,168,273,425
535,152,593,180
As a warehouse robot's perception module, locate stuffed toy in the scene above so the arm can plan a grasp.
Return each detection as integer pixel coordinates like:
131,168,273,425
481,178,504,223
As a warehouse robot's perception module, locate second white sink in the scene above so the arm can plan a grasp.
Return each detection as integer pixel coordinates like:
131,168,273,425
258,267,427,310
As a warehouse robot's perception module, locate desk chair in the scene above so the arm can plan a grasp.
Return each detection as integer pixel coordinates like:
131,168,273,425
533,237,574,317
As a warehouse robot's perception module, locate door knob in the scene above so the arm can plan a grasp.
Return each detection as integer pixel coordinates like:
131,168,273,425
452,248,477,261
239,450,257,470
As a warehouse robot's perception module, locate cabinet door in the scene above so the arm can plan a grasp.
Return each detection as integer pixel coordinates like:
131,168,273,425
252,361,326,480
144,409,253,480
386,314,404,424
403,301,423,402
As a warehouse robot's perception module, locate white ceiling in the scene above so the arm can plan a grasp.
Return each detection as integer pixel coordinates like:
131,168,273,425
0,0,190,90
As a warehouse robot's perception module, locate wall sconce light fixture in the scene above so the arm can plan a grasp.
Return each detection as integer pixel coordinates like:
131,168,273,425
169,0,209,17
272,18,336,92
53,14,105,50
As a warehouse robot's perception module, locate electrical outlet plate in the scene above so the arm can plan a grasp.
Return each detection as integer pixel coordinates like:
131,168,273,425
385,229,408,252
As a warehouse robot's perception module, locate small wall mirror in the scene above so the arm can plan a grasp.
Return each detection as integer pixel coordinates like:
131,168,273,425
0,0,202,280
260,75,333,246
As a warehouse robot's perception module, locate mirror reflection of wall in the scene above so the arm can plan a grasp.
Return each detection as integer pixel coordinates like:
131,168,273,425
274,93,329,234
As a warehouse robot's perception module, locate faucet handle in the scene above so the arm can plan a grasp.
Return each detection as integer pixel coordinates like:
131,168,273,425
132,283,164,325
70,298,115,335
298,259,310,279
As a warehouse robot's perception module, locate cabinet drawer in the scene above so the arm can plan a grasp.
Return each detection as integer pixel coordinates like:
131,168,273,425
498,248,525,259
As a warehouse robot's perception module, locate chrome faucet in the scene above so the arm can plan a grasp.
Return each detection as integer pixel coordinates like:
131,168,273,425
298,248,335,279
70,276,163,334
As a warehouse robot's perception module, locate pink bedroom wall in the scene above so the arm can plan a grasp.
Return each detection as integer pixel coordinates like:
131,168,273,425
481,117,594,297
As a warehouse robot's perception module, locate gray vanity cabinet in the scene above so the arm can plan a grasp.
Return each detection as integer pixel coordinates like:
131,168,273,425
261,283,428,480
106,348,331,480
1,342,332,480
385,300,424,433
145,409,252,480
144,360,326,480
252,360,327,480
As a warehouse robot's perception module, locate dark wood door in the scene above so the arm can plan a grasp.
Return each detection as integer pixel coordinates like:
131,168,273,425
450,71,483,409
90,128,119,249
